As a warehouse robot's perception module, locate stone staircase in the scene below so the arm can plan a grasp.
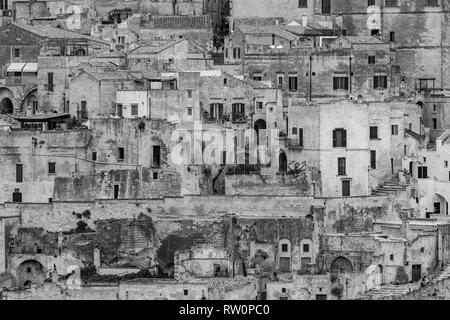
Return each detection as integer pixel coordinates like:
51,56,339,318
371,176,406,196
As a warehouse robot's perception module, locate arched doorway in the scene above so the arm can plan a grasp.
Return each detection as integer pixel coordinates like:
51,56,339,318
254,119,267,164
0,97,13,114
279,150,287,172
365,264,383,290
254,119,267,145
330,256,353,273
21,88,38,115
17,260,46,286
434,193,448,215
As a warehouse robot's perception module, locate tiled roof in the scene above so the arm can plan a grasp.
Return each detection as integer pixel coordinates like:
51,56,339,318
233,17,284,27
152,15,212,29
237,24,298,41
128,39,185,54
14,21,109,45
75,69,137,81
342,36,386,44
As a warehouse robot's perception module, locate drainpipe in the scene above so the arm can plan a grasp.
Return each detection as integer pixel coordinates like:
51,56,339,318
309,55,312,101
349,56,352,94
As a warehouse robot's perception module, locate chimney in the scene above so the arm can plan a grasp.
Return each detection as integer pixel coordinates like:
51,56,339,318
302,13,307,27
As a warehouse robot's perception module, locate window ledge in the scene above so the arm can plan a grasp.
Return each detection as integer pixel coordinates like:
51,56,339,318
370,138,382,141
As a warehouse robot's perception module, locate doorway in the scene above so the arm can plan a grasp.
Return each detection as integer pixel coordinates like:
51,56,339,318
391,158,394,175
113,185,119,199
279,257,290,272
412,264,421,282
342,180,350,197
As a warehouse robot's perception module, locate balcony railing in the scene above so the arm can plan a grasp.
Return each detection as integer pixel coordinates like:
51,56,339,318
284,138,303,149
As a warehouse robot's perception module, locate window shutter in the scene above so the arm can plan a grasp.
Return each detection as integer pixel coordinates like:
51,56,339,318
299,128,303,147
333,130,337,147
373,76,378,88
343,130,347,147
383,76,387,88
424,167,428,178
333,77,338,90
344,77,349,89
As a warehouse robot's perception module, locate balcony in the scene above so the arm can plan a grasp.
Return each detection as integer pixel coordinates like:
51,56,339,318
284,138,303,149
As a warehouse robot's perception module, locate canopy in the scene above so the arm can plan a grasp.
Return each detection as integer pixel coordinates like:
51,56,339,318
7,63,26,72
22,63,38,73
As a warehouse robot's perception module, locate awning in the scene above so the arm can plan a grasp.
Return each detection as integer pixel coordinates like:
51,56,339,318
22,63,38,73
7,63,26,72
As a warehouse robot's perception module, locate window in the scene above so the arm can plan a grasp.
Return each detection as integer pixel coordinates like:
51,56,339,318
303,244,310,253
113,185,119,199
79,100,87,120
374,75,388,89
153,146,161,167
418,166,428,179
292,127,298,135
391,125,398,135
225,48,228,58
421,247,425,253
253,74,262,81
322,0,330,13
12,189,22,203
385,0,398,6
288,75,298,91
48,162,56,174
368,56,376,64
131,104,138,116
256,101,263,110
342,180,350,197
183,289,188,296
117,104,123,117
153,172,158,179
370,150,377,169
92,152,97,161
232,103,245,121
338,157,346,176
419,79,435,91
187,107,193,116
187,90,192,98
298,128,304,147
223,78,228,86
16,164,23,183
118,147,125,162
370,126,379,139
426,0,438,5
390,254,394,261
233,47,241,59
282,288,286,293
368,0,375,5
47,72,54,92
333,129,347,148
433,118,437,129
390,31,395,42
333,76,349,90
371,29,380,36
14,48,20,58
281,244,288,252
298,0,307,7
445,161,448,168
277,74,284,89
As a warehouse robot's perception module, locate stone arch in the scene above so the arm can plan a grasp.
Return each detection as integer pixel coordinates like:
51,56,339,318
330,256,353,273
254,119,266,143
434,193,448,215
365,263,383,290
0,87,15,114
279,150,287,172
20,87,38,114
17,259,46,286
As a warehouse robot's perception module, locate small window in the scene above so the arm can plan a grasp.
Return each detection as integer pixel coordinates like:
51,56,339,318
153,172,158,179
368,0,375,5
277,74,284,89
370,150,377,169
288,75,298,91
298,0,307,7
390,254,394,261
223,78,228,86
371,29,380,36
418,166,428,179
16,164,23,183
12,189,22,203
292,127,298,135
27,267,32,273
187,90,192,98
385,0,398,7
113,185,119,199
421,247,425,253
333,129,347,148
390,31,395,42
92,152,97,161
48,162,56,174
333,76,349,90
282,287,286,293
233,47,241,59
118,147,125,162
322,0,330,13
131,104,138,116
303,244,310,253
445,161,448,168
433,118,437,129
368,56,376,64
187,107,193,116
374,75,388,89
183,289,188,296
256,101,263,110
14,48,20,58
391,125,398,135
281,243,288,252
370,126,379,139
426,0,438,6
338,157,346,176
